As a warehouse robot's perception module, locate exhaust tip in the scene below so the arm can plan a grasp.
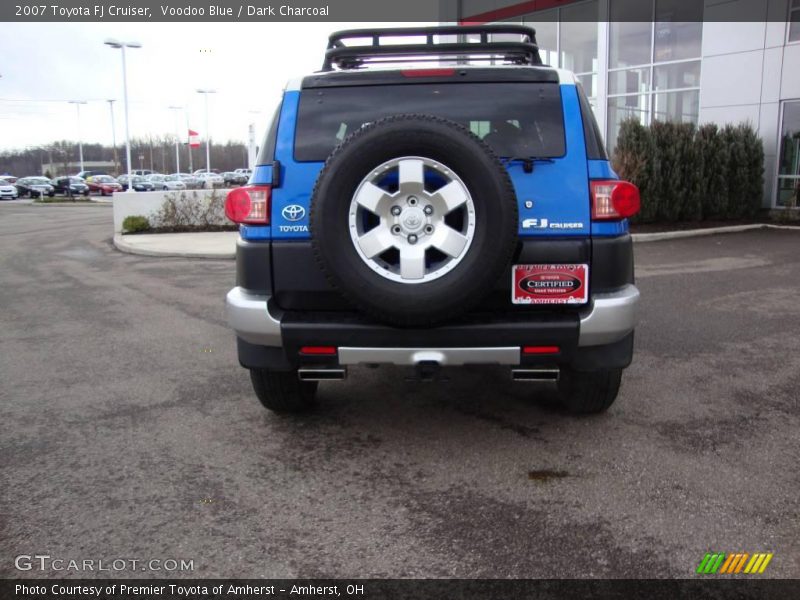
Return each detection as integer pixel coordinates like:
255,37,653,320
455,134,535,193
297,368,347,382
511,368,560,382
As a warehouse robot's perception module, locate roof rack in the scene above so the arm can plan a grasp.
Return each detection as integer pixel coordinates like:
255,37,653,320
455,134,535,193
321,25,542,72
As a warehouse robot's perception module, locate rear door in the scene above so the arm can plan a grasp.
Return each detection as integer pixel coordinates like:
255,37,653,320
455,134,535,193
271,77,589,241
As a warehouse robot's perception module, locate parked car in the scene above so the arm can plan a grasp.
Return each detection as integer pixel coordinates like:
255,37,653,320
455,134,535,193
146,174,187,191
132,169,155,176
193,168,221,175
51,176,90,197
172,173,203,189
1,174,18,184
117,174,155,192
223,25,642,415
75,170,107,180
15,176,55,198
86,175,122,196
0,178,19,200
223,171,248,186
196,171,224,189
234,168,252,178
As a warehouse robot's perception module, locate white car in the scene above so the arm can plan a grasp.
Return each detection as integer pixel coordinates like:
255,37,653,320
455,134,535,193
172,173,203,189
0,178,19,200
234,168,252,177
195,171,224,189
147,174,186,191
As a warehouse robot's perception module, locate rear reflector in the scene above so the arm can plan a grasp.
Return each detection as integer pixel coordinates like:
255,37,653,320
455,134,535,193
523,346,560,355
401,68,456,77
591,180,640,221
225,185,271,224
299,346,337,356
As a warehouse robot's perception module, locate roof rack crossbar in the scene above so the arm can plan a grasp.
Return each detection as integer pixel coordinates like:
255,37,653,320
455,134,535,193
321,25,542,71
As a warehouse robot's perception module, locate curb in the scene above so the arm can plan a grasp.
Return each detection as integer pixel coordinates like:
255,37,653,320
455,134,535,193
631,223,798,243
30,200,112,207
113,233,235,259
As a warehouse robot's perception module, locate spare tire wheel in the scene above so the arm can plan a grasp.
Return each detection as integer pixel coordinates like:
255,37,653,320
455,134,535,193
310,114,518,327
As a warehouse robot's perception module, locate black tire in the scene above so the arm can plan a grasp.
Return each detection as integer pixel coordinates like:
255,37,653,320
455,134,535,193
249,369,318,413
556,368,622,414
310,114,518,327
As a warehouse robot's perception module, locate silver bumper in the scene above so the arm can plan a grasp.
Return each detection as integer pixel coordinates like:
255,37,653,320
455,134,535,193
226,283,640,355
226,287,282,346
578,284,640,346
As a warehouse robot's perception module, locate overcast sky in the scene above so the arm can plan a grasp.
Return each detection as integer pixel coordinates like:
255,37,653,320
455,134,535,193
0,22,425,152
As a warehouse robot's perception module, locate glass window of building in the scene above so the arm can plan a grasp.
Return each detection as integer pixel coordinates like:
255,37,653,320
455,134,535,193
560,2,599,96
524,1,599,100
529,12,558,67
777,102,800,207
789,0,800,43
609,0,652,68
607,0,703,150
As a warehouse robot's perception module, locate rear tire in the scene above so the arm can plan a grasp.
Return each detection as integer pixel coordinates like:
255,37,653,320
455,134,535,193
249,369,318,413
310,114,518,327
556,368,622,414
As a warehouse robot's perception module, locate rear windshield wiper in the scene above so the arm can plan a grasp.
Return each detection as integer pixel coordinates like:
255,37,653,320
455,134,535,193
501,156,555,174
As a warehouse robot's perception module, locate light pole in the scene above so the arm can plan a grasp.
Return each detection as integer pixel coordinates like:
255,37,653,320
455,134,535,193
105,38,141,190
196,89,216,173
168,105,182,173
107,99,118,174
247,110,261,170
68,100,87,172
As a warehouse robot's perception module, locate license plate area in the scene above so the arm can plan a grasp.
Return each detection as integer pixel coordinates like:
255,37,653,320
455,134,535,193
512,264,589,305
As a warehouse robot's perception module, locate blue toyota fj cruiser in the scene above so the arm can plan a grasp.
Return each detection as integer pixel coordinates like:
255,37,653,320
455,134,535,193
224,25,641,414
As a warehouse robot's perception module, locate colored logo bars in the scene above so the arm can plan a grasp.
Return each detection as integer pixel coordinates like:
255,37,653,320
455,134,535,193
697,552,774,574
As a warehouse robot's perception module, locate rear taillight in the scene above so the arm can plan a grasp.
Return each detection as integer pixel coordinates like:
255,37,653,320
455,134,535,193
225,185,271,224
590,180,640,221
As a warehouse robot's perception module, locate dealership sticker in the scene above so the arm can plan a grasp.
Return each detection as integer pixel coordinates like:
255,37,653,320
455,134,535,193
512,264,589,305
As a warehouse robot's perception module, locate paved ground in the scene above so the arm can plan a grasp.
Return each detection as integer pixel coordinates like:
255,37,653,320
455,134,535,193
1,203,798,579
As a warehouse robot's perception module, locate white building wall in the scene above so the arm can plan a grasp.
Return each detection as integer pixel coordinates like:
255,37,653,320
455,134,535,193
698,0,798,206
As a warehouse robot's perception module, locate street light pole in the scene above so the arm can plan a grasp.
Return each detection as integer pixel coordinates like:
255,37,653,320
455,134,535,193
196,89,216,172
168,105,182,173
68,100,87,172
105,38,141,190
107,99,118,174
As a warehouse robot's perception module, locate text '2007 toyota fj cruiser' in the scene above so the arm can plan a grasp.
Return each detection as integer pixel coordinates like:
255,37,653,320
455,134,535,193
224,25,641,414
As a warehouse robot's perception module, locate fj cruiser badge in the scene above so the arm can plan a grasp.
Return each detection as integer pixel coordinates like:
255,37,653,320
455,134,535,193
522,218,584,230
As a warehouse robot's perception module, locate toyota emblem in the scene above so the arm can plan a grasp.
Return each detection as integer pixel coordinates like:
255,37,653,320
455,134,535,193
281,205,306,222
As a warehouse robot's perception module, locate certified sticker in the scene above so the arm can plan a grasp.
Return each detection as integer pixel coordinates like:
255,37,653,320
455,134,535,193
512,264,589,305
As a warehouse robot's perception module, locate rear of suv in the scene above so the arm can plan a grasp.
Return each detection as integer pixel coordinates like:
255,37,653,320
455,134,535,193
225,25,640,414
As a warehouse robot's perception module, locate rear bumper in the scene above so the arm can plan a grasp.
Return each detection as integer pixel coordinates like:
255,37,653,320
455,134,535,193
226,284,639,367
578,285,639,346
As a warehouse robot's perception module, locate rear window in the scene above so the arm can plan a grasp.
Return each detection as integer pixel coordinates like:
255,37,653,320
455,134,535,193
294,83,565,162
255,102,282,165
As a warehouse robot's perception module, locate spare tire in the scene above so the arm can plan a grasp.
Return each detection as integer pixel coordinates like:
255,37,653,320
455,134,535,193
310,114,518,327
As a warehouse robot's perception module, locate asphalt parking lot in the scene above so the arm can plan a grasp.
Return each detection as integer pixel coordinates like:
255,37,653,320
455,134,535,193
1,203,798,579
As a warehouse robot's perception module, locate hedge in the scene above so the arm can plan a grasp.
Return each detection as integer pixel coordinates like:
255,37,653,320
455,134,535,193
122,215,150,233
612,120,764,223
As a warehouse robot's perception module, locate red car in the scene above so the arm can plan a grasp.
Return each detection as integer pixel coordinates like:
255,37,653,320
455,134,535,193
86,175,122,196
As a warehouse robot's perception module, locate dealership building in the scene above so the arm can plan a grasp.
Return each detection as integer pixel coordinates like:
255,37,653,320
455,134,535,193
443,0,800,208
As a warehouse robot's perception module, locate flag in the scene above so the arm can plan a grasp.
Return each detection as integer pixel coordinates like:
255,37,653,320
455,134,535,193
188,129,200,148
